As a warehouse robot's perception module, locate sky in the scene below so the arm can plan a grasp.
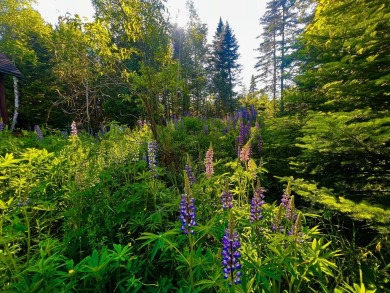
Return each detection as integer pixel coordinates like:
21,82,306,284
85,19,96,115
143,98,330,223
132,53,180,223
34,0,266,88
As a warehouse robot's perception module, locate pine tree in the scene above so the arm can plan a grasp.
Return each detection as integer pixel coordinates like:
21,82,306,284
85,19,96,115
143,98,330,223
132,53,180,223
183,0,209,114
256,0,313,113
210,18,241,114
249,75,257,99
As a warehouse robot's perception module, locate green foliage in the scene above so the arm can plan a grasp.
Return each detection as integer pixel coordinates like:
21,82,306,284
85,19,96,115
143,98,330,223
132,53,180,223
291,109,389,203
1,119,389,292
282,177,390,234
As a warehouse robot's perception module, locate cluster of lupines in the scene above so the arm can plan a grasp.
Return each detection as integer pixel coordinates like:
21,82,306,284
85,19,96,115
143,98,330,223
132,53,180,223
70,121,77,136
222,216,242,286
34,125,42,141
250,186,265,223
147,141,158,178
235,107,257,122
179,174,196,235
205,145,214,179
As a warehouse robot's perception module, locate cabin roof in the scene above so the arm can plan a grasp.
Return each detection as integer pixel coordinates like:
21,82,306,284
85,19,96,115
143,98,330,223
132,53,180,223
0,52,22,78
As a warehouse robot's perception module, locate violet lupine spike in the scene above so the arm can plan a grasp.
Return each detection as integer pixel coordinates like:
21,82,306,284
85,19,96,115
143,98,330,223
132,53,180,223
185,163,196,186
246,122,251,140
70,121,77,136
250,106,257,121
286,195,296,221
221,190,233,209
281,191,289,209
179,193,196,235
250,187,265,223
238,121,245,148
0,121,4,131
34,125,43,141
205,146,214,179
148,141,158,178
222,228,242,286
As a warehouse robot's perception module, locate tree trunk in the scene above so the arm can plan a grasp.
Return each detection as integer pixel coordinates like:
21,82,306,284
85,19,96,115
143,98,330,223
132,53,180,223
280,0,286,113
10,76,19,131
0,74,9,124
273,28,277,113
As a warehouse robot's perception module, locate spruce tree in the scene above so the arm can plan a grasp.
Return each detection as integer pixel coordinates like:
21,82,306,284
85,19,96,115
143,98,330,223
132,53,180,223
210,18,241,114
288,0,390,201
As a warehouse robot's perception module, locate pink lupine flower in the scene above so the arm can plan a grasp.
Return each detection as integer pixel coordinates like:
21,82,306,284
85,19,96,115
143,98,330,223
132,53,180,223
205,145,214,179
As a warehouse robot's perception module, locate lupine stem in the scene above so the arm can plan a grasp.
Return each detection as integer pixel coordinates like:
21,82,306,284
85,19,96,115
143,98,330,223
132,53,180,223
23,207,31,266
189,233,195,292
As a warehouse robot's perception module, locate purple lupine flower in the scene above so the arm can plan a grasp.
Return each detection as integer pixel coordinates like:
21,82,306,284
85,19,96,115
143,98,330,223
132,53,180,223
185,160,196,186
250,106,257,121
221,190,233,209
34,125,42,141
222,227,242,286
286,195,296,221
281,191,289,208
148,141,158,178
179,193,196,234
246,121,251,140
0,121,4,131
250,187,265,223
238,122,245,147
205,146,214,179
70,121,77,136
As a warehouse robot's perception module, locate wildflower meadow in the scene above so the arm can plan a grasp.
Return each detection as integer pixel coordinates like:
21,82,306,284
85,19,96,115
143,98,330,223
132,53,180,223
1,110,388,292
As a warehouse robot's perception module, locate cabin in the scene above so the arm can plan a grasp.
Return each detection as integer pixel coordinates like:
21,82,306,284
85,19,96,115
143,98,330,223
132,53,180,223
0,52,22,125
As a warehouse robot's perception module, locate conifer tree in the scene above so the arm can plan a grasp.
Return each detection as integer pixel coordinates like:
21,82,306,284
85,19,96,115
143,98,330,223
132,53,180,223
210,18,241,114
288,0,390,200
256,0,313,113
